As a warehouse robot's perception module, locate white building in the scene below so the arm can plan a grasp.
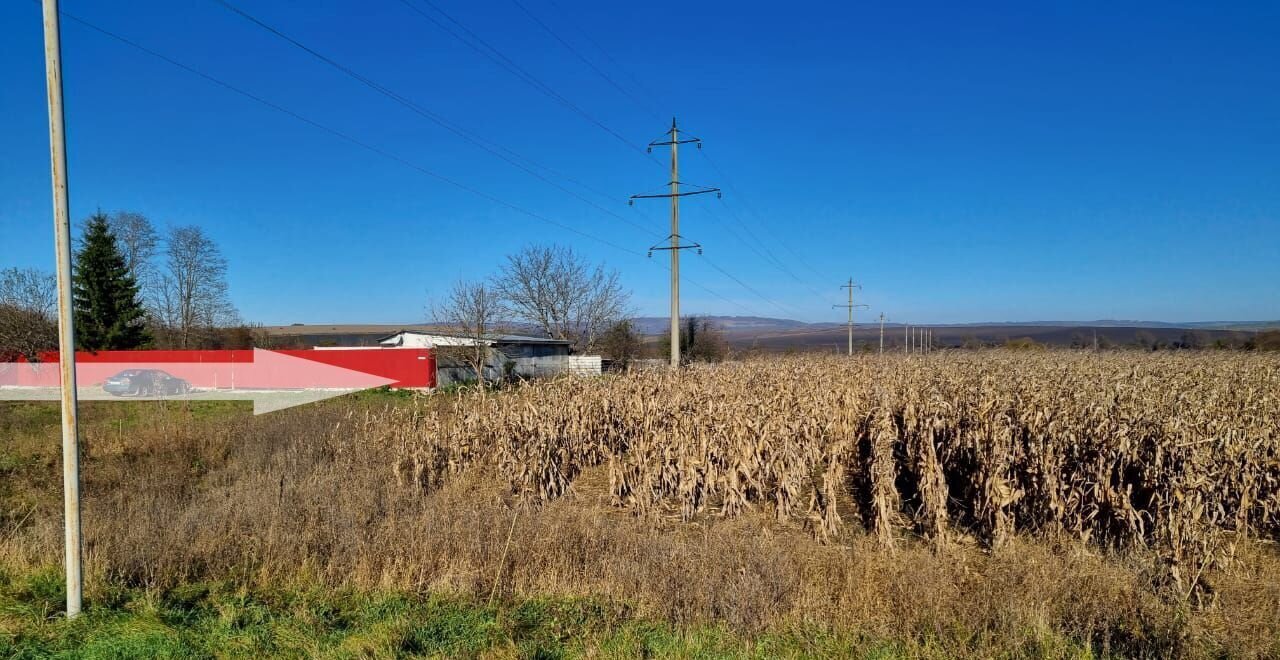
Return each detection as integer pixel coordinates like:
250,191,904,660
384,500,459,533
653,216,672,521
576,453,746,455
376,330,600,384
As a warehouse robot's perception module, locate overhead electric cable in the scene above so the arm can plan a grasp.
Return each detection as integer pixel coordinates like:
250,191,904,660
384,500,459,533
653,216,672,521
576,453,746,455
507,0,663,123
541,0,668,114
697,253,804,318
698,147,831,284
212,0,661,242
55,7,767,318
397,0,664,169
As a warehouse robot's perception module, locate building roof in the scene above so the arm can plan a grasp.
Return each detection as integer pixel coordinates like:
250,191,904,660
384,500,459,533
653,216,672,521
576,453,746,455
376,329,571,345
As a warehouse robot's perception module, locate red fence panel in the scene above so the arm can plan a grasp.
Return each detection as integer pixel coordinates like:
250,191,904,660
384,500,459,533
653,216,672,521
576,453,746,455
27,348,435,389
276,349,435,388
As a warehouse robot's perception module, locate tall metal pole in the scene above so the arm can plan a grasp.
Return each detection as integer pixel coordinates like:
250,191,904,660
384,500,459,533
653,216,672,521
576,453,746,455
878,312,885,354
904,324,908,355
41,0,82,619
834,278,866,357
668,119,680,369
845,279,852,355
631,119,717,369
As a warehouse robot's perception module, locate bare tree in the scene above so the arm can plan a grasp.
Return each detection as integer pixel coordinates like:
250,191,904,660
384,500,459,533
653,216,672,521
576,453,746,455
154,226,238,348
430,279,505,383
494,245,629,353
106,211,158,292
0,304,58,361
598,319,645,369
0,267,56,319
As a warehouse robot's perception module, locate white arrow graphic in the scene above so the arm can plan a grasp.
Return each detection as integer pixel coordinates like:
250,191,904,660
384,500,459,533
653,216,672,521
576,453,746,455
0,348,398,414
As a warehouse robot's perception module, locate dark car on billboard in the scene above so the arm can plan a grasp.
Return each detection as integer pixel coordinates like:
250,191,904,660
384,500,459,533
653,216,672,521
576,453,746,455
102,369,191,396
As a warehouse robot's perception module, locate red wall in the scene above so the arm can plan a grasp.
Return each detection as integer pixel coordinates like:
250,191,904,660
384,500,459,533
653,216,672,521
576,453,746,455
28,348,435,388
276,349,435,388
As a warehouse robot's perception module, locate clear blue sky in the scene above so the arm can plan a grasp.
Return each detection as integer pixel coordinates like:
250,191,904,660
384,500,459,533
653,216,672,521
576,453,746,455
2,1,1277,324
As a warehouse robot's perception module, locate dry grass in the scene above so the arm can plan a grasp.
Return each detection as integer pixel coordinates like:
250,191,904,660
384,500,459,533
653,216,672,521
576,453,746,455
2,352,1279,657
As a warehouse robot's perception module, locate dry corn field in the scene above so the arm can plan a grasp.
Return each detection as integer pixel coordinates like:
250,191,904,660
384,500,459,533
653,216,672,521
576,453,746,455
378,351,1280,603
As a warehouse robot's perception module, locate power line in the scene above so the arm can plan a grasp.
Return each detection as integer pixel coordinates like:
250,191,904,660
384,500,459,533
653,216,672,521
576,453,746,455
519,21,814,288
508,0,663,124
699,253,802,318
395,0,803,322
704,197,827,300
697,147,831,285
507,17,833,311
541,0,668,116
397,0,664,169
58,9,640,255
212,0,662,243
56,8,775,321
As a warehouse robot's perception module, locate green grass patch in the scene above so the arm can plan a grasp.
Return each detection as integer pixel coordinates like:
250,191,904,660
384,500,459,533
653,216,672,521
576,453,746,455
0,567,982,659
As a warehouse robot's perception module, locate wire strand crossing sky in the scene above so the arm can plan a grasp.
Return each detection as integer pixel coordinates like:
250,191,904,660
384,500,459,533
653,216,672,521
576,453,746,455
1,0,1277,325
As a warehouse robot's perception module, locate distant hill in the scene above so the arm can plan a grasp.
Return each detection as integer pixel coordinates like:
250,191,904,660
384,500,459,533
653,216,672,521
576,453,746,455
626,316,1276,351
261,318,1276,351
629,316,839,335
630,316,1280,335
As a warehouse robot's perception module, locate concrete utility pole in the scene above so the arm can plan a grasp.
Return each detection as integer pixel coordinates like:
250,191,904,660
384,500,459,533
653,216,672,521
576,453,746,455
631,118,718,369
878,312,886,354
832,278,868,356
40,0,82,619
904,324,909,355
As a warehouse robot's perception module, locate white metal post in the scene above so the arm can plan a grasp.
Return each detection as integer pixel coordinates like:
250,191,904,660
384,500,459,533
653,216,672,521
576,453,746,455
41,0,83,619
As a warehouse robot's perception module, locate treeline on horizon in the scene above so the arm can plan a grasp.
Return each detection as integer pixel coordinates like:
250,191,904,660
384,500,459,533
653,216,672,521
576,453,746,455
743,327,1280,355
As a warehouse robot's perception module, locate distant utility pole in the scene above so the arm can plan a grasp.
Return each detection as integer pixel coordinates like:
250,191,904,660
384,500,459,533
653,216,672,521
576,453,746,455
40,0,82,619
878,312,886,354
832,278,868,356
631,118,719,369
904,324,909,355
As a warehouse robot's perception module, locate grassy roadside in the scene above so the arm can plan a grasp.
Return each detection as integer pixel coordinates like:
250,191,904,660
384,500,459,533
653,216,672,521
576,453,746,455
0,567,968,660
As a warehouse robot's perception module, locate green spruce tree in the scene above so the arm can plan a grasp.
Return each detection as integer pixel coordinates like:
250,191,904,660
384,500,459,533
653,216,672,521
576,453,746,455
73,212,150,350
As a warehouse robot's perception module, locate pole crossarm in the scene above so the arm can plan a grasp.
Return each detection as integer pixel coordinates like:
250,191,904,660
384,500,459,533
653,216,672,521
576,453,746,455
648,124,702,150
648,234,702,256
648,138,702,148
629,186,721,202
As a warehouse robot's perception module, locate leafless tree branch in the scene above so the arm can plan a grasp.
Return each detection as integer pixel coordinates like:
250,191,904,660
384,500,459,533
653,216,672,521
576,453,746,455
494,245,630,353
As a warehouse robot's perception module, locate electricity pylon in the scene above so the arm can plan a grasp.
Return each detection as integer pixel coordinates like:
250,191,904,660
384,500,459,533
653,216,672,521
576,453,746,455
630,118,720,368
878,312,886,354
833,278,868,356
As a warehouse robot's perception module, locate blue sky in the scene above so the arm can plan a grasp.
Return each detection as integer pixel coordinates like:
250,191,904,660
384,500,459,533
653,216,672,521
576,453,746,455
2,1,1277,324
